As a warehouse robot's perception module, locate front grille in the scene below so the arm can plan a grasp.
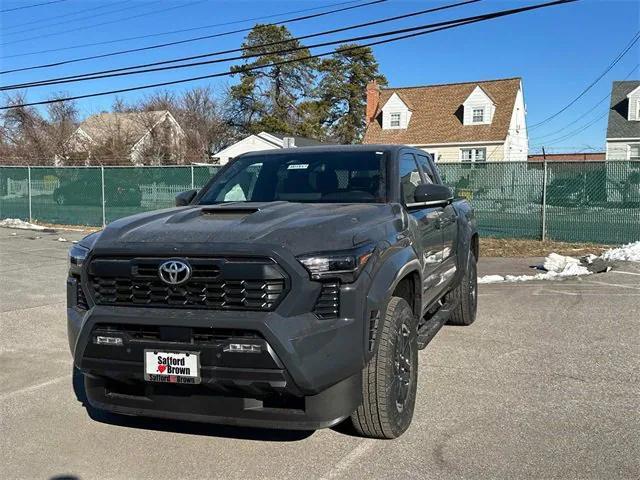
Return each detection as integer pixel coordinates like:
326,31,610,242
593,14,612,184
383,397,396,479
92,324,262,344
71,274,89,310
77,282,89,310
314,282,340,319
88,257,287,311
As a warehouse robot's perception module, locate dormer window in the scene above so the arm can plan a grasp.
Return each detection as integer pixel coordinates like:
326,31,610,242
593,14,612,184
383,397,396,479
462,86,495,125
381,92,411,130
472,108,485,123
390,112,401,128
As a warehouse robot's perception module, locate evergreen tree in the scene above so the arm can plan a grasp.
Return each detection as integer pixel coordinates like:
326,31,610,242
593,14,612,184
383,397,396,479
229,24,316,134
315,44,386,144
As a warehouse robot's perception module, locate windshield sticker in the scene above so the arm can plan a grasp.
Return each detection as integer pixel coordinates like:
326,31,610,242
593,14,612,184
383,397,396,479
287,164,309,170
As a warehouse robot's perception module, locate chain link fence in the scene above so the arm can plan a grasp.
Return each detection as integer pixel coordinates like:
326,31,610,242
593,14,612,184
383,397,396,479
1,162,639,244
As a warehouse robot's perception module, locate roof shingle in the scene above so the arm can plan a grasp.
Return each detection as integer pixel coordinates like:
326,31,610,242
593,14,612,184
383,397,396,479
363,77,521,145
606,80,640,139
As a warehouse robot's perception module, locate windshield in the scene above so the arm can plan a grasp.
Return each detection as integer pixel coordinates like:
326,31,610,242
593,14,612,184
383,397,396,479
197,151,386,204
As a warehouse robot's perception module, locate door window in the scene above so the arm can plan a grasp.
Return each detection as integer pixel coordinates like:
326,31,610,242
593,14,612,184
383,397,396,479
399,153,423,204
416,154,437,184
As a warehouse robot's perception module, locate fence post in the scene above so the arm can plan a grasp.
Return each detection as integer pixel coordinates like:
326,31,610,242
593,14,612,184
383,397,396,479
541,160,548,241
190,165,194,190
27,166,32,223
101,166,106,227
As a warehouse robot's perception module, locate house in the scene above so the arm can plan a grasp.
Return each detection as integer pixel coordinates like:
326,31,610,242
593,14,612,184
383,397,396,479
65,110,185,165
362,77,528,163
605,81,640,161
212,132,324,165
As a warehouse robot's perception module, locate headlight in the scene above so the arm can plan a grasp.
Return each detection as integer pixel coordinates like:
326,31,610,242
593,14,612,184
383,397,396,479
69,244,90,267
297,245,374,282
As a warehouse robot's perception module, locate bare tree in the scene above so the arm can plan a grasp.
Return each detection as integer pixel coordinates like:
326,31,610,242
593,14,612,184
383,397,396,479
179,86,234,161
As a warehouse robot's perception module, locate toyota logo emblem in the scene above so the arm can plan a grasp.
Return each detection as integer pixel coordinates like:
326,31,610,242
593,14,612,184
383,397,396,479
158,260,191,285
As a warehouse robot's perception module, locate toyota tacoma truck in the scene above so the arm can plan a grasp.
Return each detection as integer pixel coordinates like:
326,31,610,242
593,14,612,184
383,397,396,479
67,145,478,439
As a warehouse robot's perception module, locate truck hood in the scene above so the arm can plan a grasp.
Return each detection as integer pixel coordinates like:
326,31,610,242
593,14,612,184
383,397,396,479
94,202,401,256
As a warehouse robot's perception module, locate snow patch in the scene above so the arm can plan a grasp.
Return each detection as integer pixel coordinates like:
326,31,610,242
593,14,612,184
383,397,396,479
479,253,592,284
600,241,640,263
479,241,640,285
0,218,47,231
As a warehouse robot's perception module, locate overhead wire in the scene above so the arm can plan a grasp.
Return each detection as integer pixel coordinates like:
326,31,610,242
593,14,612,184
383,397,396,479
2,0,209,46
0,0,373,62
1,0,482,90
530,63,639,141
1,0,579,110
529,30,640,129
1,0,66,13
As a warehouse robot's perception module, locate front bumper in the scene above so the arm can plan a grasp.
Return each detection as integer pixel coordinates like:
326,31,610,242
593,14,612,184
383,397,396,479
67,255,373,429
84,370,361,430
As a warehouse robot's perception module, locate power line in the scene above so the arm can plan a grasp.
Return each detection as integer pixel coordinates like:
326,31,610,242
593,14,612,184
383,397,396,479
1,0,66,13
1,0,369,61
532,110,608,146
1,0,388,76
529,30,640,129
2,0,481,90
530,63,639,141
3,1,147,36
2,0,208,46
0,0,579,110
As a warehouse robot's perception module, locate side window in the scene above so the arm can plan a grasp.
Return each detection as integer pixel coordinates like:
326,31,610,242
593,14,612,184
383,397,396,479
216,163,262,201
416,154,436,184
399,152,422,205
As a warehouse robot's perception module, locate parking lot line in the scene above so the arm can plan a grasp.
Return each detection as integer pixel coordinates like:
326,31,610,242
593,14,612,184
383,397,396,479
0,375,70,402
319,439,375,480
612,270,640,276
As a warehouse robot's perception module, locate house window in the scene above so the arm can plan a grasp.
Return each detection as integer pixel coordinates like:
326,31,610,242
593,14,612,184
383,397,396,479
630,144,640,161
472,108,485,123
461,148,487,163
390,112,401,128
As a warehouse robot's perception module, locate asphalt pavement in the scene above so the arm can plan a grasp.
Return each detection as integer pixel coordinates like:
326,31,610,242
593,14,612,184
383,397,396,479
1,228,638,480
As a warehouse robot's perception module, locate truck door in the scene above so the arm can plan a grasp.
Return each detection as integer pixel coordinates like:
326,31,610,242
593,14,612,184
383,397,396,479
416,153,458,289
399,152,443,308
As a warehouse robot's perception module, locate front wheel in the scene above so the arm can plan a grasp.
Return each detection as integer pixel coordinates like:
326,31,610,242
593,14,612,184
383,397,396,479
351,296,418,439
446,249,478,326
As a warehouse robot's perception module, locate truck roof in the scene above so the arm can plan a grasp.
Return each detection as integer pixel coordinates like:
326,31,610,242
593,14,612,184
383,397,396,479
240,144,407,158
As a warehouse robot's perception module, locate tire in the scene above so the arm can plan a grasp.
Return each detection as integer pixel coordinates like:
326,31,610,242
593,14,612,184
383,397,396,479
446,249,478,326
351,296,418,439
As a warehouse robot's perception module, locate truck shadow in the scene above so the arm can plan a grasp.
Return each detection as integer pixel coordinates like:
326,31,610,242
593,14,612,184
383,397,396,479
72,368,314,442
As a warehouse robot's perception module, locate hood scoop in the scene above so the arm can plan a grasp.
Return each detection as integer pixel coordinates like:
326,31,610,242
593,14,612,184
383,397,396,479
200,207,260,220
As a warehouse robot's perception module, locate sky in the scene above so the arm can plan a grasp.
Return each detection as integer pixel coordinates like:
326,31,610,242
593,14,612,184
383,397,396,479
1,0,639,153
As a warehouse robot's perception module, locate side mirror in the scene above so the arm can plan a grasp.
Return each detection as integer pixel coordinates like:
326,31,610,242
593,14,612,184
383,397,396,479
412,184,453,206
175,189,198,207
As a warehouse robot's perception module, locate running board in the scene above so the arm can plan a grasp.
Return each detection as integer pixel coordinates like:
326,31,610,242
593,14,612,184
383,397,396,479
417,301,458,350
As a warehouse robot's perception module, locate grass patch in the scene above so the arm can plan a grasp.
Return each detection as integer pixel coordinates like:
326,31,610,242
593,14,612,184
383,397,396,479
481,237,609,258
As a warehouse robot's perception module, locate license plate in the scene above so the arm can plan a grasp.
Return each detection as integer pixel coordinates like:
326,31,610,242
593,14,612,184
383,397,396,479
144,350,201,384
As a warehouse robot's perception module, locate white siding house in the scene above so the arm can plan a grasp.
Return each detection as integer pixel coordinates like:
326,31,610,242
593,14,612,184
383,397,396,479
363,77,528,163
212,132,323,165
605,81,640,161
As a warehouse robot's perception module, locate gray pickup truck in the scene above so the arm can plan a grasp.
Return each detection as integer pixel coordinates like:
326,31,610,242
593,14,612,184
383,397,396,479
67,145,478,439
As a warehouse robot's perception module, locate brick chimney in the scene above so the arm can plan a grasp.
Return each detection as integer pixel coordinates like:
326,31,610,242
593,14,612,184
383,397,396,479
365,80,380,123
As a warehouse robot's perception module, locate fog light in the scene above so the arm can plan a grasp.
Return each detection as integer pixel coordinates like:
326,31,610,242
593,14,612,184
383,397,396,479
224,343,261,353
94,335,123,346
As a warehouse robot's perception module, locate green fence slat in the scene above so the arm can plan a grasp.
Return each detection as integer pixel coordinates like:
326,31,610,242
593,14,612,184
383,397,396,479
0,167,30,221
0,162,638,244
30,166,103,226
